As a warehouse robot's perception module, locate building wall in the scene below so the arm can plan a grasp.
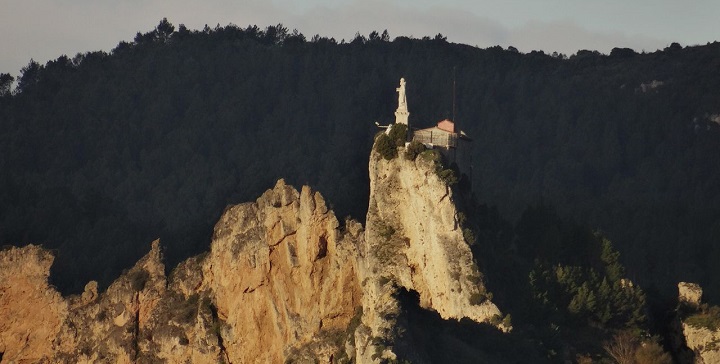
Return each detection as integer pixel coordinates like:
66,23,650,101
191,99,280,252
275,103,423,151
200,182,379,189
413,129,457,148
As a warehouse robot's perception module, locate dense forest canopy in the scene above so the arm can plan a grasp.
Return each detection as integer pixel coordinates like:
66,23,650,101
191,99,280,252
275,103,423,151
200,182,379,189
1,20,719,313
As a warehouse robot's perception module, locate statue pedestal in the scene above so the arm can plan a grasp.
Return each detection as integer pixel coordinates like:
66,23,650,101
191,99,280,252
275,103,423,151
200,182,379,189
395,110,409,125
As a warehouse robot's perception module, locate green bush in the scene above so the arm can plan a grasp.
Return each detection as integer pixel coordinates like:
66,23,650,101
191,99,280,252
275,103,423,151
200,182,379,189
416,148,459,186
387,123,408,146
463,228,476,245
375,124,408,161
375,133,397,160
502,314,512,327
457,212,467,226
686,305,720,330
404,140,426,160
437,168,458,186
419,149,440,163
489,313,512,327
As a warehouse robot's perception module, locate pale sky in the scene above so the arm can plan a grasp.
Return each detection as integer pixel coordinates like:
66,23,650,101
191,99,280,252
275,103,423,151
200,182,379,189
1,0,718,75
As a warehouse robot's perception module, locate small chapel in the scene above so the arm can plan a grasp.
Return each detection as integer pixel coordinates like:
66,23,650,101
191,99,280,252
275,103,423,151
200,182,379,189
387,77,472,166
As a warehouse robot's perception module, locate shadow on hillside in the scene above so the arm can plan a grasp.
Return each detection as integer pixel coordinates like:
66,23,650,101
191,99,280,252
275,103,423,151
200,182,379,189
393,288,548,364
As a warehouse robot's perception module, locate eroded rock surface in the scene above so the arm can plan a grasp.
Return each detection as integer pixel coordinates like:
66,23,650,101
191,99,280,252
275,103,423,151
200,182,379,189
1,148,506,363
355,146,504,362
0,245,67,363
201,180,363,363
675,282,720,364
0,182,363,363
679,282,704,308
681,324,720,364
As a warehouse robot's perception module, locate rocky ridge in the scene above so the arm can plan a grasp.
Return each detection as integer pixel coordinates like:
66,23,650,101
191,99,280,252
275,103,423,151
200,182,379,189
673,282,720,364
0,142,503,363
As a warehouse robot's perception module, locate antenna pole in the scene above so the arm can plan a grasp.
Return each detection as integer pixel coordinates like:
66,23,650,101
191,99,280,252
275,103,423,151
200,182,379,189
452,67,457,122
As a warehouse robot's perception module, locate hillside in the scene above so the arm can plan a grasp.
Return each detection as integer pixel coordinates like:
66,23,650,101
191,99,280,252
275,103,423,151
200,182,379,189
1,21,720,307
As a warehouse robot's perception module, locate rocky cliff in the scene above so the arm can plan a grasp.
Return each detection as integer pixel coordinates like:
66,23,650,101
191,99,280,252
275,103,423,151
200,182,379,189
0,142,504,363
201,181,363,363
354,146,503,362
1,181,362,363
0,245,67,362
673,282,720,364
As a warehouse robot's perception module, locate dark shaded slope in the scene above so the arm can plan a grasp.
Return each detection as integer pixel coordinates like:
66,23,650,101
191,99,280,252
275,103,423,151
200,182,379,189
393,289,547,363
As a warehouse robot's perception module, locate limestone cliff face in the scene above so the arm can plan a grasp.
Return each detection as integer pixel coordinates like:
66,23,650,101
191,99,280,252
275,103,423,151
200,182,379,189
1,148,505,363
1,240,226,364
0,245,67,363
673,283,720,364
200,181,363,363
681,324,720,364
354,146,503,362
0,181,362,363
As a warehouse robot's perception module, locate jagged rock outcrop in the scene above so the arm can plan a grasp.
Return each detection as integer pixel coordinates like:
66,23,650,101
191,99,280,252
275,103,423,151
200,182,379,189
1,240,226,364
0,182,363,363
0,245,67,362
1,146,505,363
200,181,363,363
679,282,704,308
681,324,720,364
674,282,720,364
354,145,504,362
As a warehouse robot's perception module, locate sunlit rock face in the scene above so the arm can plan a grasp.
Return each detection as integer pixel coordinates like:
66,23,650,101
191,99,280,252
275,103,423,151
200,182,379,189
354,144,504,363
201,180,363,363
675,282,720,364
0,149,507,363
0,245,68,362
0,182,363,363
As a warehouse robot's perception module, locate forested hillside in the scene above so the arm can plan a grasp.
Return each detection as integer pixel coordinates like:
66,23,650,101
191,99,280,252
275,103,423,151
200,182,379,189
1,20,719,306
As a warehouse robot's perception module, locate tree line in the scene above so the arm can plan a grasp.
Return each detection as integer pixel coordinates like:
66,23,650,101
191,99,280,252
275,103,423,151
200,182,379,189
1,20,719,318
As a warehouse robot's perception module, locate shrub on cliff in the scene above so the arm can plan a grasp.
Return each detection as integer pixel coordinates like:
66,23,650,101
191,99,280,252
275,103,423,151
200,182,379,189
417,149,458,186
375,133,397,160
387,123,408,147
437,168,458,186
375,123,409,160
462,228,476,245
685,304,720,330
404,140,426,161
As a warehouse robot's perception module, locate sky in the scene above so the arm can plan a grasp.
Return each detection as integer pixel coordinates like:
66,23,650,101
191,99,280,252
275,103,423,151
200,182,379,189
1,0,719,75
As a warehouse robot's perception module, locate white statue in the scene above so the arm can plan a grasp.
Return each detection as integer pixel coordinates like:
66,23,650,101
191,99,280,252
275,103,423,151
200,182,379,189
394,77,409,125
396,78,407,111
